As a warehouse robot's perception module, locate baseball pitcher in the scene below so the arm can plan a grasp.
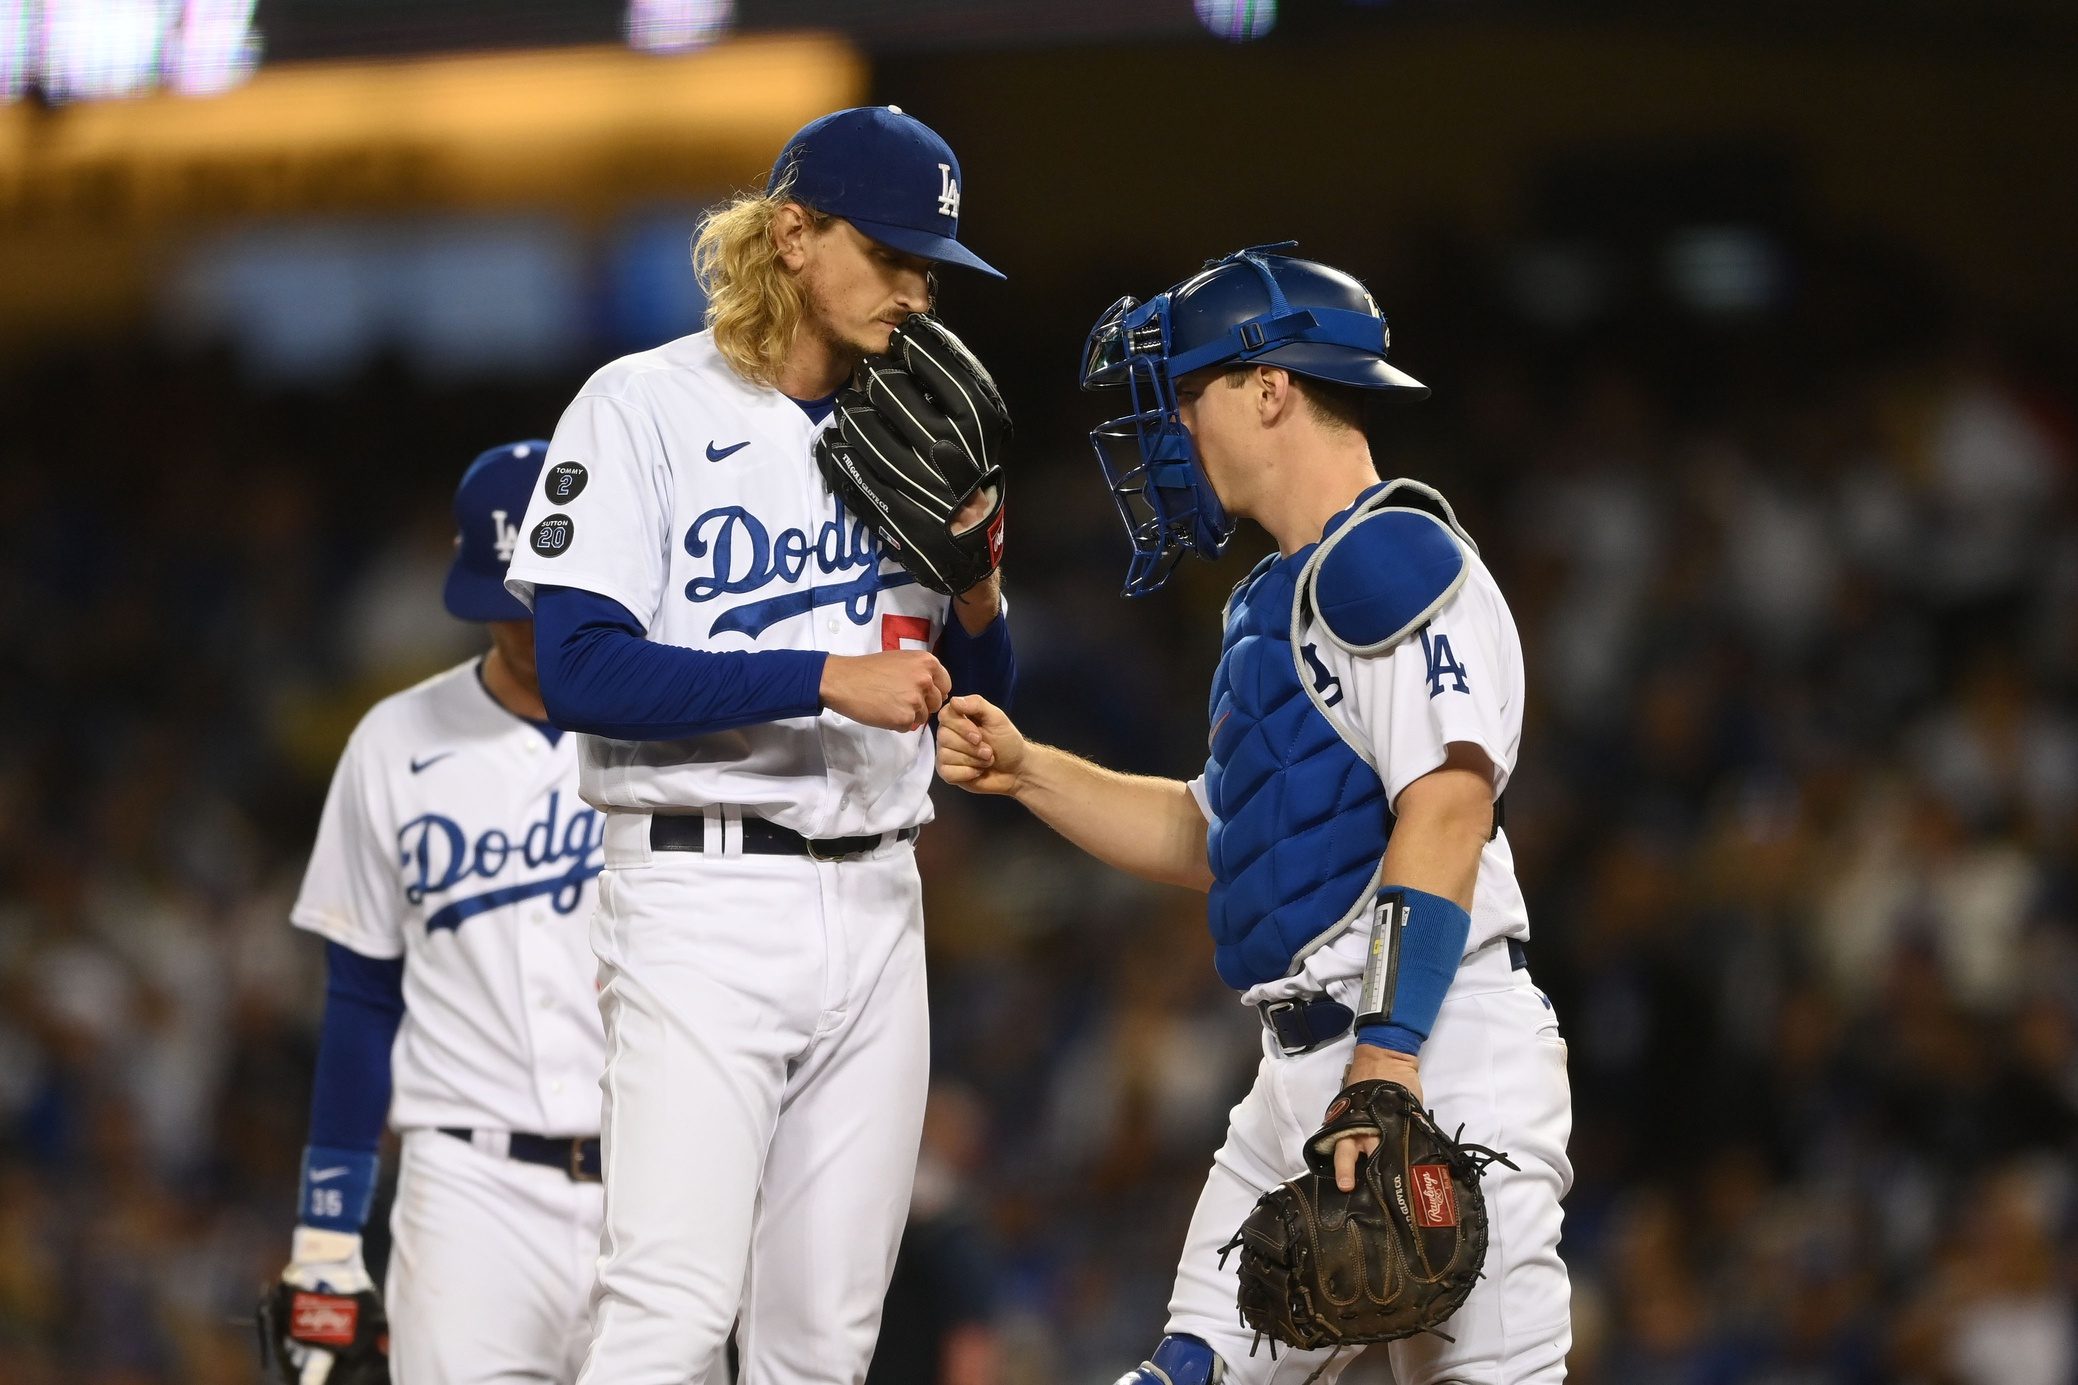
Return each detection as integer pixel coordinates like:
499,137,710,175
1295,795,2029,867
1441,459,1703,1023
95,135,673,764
502,107,1014,1385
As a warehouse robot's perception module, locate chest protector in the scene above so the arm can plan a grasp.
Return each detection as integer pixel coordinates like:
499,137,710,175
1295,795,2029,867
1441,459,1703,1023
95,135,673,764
1202,480,1475,991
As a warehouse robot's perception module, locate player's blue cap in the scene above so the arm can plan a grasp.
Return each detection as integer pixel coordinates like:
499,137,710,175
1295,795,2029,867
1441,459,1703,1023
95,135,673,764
767,105,1004,280
444,440,550,622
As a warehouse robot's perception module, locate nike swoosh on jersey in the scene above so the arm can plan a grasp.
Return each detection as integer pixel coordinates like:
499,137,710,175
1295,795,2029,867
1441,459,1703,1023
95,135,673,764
410,752,456,774
706,439,751,462
310,1167,351,1182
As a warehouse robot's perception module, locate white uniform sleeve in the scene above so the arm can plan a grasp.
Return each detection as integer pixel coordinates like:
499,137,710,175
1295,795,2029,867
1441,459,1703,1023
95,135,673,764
290,727,406,960
1186,773,1212,821
1343,582,1516,807
504,392,671,626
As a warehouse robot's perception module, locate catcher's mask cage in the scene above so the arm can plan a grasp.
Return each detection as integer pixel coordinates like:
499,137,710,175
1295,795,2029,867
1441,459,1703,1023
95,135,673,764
1080,243,1429,597
1081,290,1229,597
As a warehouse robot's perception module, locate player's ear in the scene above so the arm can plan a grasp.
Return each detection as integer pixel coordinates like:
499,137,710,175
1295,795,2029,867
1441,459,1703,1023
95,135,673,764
771,202,813,271
1255,365,1294,425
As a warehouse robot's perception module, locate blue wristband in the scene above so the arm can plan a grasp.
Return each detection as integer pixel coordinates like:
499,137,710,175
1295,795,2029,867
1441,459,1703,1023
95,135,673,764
1356,1021,1424,1055
297,1145,380,1232
1352,885,1471,1056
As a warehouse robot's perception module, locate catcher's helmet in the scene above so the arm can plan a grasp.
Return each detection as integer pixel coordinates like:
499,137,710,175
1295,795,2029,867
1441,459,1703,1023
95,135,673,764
1080,244,1427,596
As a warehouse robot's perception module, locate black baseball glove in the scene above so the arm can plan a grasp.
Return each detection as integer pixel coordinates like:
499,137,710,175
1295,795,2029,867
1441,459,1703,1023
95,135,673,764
816,314,1008,595
257,1280,390,1385
1222,1079,1514,1353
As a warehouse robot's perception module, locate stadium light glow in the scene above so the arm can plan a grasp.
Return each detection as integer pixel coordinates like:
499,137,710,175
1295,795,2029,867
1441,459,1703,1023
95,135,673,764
627,0,737,54
3,0,260,104
1195,0,1277,42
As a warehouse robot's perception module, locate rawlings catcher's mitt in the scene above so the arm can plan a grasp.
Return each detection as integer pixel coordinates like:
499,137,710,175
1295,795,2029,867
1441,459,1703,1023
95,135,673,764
816,314,1008,595
1223,1079,1514,1353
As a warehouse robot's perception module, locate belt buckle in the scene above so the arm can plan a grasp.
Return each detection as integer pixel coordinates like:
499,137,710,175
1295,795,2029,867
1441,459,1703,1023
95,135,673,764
805,834,875,863
569,1139,600,1183
1257,999,1309,1056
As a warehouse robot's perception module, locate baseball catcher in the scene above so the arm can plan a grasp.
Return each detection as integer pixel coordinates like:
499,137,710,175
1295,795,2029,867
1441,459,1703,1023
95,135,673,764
935,245,1574,1385
1224,1078,1513,1361
816,313,1009,595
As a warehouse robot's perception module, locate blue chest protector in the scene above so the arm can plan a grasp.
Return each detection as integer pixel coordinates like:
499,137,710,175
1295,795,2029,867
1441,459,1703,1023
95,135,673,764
1201,480,1474,991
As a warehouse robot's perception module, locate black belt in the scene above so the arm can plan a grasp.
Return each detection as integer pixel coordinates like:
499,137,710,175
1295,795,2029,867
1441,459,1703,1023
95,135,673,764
1257,937,1528,1056
439,1127,600,1182
649,813,919,862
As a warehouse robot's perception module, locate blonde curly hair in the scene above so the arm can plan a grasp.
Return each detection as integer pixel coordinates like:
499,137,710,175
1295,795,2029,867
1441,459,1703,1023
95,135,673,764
691,177,831,389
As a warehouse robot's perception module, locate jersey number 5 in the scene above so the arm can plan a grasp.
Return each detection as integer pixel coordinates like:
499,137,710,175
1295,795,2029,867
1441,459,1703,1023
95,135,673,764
882,615,934,652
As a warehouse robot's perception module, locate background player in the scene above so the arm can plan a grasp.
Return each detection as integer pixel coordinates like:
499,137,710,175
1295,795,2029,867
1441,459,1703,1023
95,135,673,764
501,106,1014,1385
937,249,1572,1383
266,442,620,1385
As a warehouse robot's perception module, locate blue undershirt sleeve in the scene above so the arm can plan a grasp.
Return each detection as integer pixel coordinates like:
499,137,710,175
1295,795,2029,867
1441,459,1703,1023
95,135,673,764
309,943,404,1151
299,941,404,1232
532,585,827,740
937,609,1016,708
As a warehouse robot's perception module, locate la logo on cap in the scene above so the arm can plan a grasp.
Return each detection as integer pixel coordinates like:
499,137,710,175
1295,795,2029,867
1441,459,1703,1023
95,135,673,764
491,509,520,562
936,163,960,219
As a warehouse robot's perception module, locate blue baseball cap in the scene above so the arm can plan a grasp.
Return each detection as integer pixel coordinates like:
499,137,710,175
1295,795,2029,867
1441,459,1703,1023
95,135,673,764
767,105,1004,280
444,440,550,622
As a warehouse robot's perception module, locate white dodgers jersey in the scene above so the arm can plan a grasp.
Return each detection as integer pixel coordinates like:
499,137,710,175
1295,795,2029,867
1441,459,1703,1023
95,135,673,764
292,660,606,1136
503,330,952,839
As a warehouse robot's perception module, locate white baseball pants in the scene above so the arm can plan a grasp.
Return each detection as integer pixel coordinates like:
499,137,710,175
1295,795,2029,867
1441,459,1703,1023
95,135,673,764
1166,939,1575,1384
577,813,929,1385
386,1127,607,1385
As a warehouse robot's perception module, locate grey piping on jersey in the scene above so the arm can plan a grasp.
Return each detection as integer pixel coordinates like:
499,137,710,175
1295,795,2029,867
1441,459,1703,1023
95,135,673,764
860,361,951,490
1280,859,1390,980
1269,478,1477,979
899,330,991,471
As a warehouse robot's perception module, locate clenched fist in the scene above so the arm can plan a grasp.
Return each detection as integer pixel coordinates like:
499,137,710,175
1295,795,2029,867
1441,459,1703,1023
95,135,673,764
821,651,951,732
936,694,1027,795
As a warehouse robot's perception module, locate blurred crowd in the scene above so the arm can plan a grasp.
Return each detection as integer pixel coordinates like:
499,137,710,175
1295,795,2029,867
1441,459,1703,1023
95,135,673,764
1,228,2074,1385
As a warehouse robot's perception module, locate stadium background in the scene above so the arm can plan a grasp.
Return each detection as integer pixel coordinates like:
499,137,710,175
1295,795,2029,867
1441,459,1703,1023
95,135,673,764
3,2,2076,1381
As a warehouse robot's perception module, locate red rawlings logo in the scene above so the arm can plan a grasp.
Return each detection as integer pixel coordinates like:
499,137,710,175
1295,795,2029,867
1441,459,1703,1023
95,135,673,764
986,507,1006,562
290,1293,359,1347
1411,1165,1459,1228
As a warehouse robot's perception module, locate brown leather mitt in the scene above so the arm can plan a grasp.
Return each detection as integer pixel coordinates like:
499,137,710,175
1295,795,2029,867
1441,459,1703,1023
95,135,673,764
1222,1079,1514,1352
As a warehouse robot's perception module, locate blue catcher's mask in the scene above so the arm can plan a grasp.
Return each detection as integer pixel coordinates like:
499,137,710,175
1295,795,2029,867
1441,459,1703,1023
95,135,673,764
1080,243,1428,597
1080,290,1229,597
